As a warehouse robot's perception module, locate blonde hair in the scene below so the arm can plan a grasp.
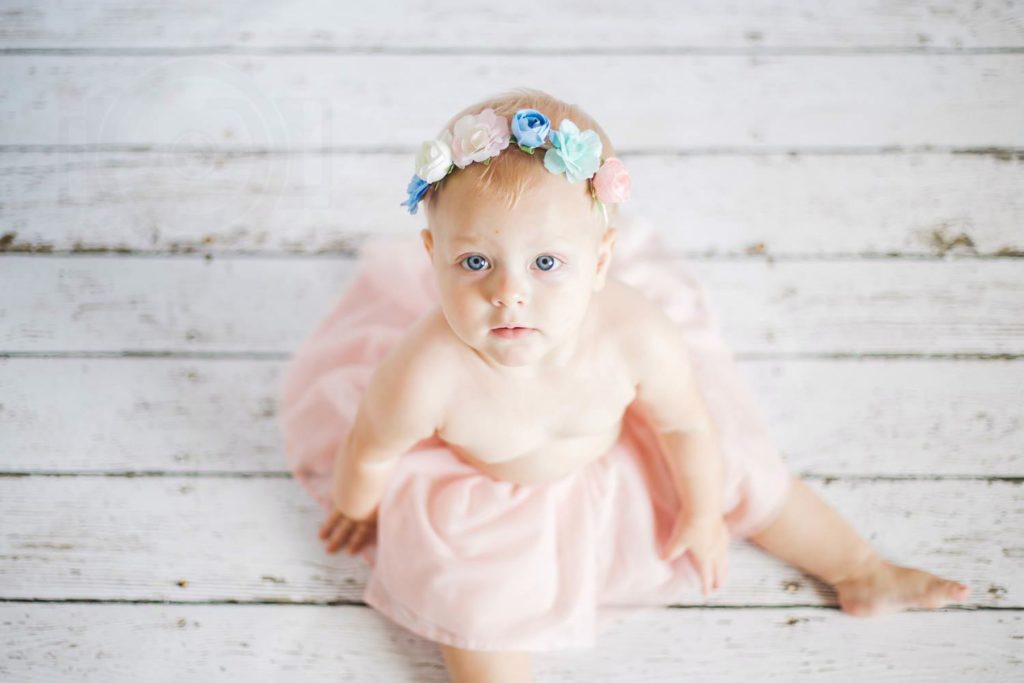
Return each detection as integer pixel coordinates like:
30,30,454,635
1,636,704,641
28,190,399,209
422,87,619,223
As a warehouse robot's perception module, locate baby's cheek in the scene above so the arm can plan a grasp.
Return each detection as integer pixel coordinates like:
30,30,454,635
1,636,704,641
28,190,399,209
449,296,484,329
545,293,590,330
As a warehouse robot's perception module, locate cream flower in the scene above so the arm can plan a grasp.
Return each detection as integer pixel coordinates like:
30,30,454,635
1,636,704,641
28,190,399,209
414,130,454,184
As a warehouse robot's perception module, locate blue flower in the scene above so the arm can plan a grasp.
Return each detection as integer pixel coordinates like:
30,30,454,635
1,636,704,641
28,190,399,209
401,174,430,214
543,119,602,183
511,109,550,149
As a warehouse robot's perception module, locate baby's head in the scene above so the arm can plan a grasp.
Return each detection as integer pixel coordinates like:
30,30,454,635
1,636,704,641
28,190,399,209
407,88,630,371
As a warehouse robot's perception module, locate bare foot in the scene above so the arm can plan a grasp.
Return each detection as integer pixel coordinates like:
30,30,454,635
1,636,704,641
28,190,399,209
833,555,971,617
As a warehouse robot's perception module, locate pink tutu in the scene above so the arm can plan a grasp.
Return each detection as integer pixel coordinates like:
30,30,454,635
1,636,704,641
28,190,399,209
278,213,794,652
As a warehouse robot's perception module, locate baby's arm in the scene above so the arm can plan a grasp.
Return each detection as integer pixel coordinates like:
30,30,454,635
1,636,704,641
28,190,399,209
630,305,725,521
330,327,446,521
629,305,731,592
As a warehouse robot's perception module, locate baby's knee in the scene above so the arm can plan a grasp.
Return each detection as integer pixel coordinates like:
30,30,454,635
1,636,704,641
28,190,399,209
438,643,533,683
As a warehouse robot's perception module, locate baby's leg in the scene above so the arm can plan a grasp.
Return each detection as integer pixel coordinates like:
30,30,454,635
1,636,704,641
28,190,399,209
439,644,532,683
747,477,971,616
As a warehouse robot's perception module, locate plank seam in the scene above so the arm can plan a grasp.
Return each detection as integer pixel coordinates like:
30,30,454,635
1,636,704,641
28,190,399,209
1,144,1021,157
3,352,1022,361
0,471,1019,482
1,47,1023,57
2,352,1024,362
3,251,1022,259
2,229,1023,260
0,597,1010,610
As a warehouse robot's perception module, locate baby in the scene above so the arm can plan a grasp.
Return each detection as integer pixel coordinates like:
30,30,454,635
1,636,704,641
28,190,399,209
282,88,971,681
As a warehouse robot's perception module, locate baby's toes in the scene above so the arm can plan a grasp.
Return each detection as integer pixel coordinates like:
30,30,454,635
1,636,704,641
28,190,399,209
948,581,971,602
837,596,875,617
919,578,968,608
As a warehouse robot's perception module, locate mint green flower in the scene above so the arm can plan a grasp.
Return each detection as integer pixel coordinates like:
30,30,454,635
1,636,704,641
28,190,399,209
543,119,602,183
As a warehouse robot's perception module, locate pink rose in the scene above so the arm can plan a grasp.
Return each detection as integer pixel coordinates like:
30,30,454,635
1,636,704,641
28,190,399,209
450,108,511,169
592,157,631,203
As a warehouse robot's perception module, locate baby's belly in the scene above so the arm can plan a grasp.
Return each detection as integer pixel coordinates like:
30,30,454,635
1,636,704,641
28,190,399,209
447,420,625,485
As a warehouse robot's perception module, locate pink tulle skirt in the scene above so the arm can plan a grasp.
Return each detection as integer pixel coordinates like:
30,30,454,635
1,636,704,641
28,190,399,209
278,213,794,652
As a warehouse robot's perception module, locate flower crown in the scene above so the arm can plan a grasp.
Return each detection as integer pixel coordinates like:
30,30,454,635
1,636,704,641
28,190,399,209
401,107,631,222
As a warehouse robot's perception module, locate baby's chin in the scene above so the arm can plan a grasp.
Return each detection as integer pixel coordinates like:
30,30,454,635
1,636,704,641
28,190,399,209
485,351,540,368
467,329,557,368
478,339,544,368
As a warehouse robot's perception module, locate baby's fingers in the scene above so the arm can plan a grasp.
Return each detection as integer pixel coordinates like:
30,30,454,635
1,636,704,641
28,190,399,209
696,561,711,598
318,510,343,539
325,517,354,553
688,551,712,598
346,522,371,555
712,553,728,591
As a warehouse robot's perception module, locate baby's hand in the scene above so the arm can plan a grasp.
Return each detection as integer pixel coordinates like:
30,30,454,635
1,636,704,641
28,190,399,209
662,512,730,598
318,504,378,556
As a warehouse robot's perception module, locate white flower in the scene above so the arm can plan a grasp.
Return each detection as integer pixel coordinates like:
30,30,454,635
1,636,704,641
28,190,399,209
414,130,454,183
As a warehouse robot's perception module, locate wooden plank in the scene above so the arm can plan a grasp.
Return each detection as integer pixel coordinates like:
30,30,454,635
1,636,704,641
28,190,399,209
1,55,1022,149
2,151,1021,257
1,256,1021,355
1,603,1019,681
0,357,283,473
0,477,1016,607
1,356,1022,477
1,1,1022,50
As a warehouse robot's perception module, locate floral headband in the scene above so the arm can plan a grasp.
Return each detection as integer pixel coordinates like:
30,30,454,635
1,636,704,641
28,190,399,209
401,107,631,223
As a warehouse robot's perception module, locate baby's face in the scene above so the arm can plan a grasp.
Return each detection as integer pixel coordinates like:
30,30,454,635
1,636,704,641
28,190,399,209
421,169,615,370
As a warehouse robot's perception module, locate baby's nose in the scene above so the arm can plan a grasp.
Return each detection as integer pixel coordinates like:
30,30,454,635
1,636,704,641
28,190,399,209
491,289,527,307
491,272,528,307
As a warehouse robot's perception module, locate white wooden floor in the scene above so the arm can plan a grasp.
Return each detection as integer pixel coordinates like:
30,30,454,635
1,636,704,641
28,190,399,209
2,2,1023,680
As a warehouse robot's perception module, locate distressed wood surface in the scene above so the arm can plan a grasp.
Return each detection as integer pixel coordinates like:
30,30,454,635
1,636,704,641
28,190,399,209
2,151,1022,257
1,356,1021,477
1,0,1022,50
3,1,1022,677
2,55,1023,149
2,256,1021,355
2,604,1020,682
0,477,1015,607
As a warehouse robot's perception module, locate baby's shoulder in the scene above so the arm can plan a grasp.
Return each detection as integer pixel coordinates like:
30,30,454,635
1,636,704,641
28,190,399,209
356,306,458,444
371,305,463,395
599,277,685,373
600,277,677,340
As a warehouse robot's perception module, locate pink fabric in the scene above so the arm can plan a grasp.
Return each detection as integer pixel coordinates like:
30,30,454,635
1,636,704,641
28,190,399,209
278,213,794,652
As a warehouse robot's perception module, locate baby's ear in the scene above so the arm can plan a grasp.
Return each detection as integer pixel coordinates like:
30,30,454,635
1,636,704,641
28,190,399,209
594,226,617,290
420,228,434,258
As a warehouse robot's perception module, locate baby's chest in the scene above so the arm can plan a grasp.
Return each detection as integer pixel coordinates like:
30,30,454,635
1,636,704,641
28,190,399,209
439,370,637,461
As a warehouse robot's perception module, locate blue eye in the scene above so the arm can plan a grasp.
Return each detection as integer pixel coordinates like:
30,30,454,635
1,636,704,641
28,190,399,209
461,254,489,271
460,254,562,272
535,254,562,271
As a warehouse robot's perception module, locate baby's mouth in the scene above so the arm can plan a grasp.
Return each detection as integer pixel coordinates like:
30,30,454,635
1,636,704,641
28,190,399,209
490,325,535,338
